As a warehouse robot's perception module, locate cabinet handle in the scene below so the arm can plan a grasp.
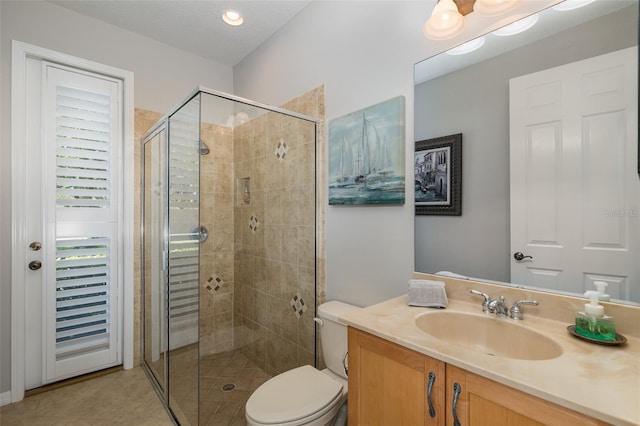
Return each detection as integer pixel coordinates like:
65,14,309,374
452,382,462,426
427,371,436,418
342,351,348,377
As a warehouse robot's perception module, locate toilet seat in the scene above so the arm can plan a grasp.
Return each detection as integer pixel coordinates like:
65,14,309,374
245,365,344,425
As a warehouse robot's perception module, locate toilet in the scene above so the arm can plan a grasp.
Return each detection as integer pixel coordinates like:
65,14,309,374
245,301,360,426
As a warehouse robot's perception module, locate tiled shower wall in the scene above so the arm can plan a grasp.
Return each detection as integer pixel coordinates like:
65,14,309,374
199,123,235,356
135,86,326,374
232,109,318,375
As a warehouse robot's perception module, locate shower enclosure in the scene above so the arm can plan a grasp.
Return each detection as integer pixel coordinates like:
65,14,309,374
142,88,318,425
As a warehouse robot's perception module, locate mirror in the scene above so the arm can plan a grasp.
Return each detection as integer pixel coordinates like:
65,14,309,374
414,0,639,304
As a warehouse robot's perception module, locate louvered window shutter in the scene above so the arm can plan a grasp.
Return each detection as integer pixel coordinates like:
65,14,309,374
55,85,111,210
43,63,121,379
167,115,200,349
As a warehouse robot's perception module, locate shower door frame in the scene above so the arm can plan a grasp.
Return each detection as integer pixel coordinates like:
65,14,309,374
141,120,170,407
142,93,204,424
141,86,321,424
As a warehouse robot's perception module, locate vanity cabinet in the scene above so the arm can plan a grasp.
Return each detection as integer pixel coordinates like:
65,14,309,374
348,327,445,426
348,328,607,426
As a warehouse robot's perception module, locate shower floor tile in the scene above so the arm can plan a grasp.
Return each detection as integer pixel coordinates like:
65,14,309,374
200,350,271,426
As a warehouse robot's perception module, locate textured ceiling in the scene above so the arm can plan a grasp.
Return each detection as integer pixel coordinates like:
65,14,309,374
50,0,313,66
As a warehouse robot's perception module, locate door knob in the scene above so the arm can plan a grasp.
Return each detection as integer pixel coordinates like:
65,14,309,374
29,241,42,251
28,260,42,271
513,252,533,261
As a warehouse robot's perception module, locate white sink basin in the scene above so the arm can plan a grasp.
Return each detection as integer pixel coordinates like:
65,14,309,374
414,311,563,360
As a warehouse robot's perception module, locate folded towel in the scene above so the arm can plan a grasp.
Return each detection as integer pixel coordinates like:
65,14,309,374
407,279,448,308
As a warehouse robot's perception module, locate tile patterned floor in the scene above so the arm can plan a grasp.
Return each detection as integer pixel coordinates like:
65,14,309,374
0,367,174,425
0,351,271,426
198,350,271,426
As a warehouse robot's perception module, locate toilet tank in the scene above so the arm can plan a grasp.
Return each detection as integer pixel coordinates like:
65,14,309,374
317,301,360,380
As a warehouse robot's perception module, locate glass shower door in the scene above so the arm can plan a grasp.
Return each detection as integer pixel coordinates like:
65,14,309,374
167,94,201,425
142,87,319,425
143,126,168,394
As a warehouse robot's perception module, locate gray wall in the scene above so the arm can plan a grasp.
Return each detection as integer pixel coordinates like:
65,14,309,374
414,6,637,281
232,1,541,308
233,1,567,309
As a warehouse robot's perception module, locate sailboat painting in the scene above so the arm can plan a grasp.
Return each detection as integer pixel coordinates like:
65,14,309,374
328,96,405,205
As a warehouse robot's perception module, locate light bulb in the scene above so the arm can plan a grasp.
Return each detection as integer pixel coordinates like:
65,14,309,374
424,0,465,40
446,37,486,55
222,10,244,26
492,14,539,36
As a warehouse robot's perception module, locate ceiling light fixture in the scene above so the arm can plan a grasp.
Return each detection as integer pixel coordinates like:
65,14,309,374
473,0,521,17
423,0,465,40
222,10,244,26
552,0,595,12
492,13,539,36
446,37,486,55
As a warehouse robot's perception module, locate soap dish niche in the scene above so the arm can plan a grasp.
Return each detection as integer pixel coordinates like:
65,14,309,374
237,177,250,206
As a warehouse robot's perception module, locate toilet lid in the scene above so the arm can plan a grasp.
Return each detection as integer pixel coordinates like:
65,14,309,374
246,365,343,424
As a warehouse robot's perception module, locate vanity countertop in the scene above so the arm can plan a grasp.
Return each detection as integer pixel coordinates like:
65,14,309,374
340,295,640,426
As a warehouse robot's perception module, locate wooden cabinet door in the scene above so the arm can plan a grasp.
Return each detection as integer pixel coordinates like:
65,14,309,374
348,327,445,426
447,365,608,426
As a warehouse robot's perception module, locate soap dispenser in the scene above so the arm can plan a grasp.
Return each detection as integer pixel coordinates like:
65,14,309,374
575,291,616,341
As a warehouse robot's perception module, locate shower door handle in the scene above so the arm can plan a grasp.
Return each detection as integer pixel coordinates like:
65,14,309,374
192,225,209,243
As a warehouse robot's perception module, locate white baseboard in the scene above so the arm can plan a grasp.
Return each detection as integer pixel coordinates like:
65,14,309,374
0,390,12,406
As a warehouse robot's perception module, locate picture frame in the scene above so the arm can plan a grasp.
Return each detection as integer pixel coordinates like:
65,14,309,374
414,133,462,215
328,96,405,205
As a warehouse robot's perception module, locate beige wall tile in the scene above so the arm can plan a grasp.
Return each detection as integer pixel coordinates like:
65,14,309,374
264,225,283,261
265,189,283,225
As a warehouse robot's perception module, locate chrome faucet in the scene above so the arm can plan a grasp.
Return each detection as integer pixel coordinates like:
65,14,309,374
470,290,507,316
509,299,539,320
471,290,537,319
488,296,509,317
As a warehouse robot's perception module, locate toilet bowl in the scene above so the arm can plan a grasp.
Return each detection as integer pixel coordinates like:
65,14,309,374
245,301,359,426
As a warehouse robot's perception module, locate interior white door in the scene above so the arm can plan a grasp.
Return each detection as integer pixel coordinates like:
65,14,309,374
510,47,639,302
24,60,123,389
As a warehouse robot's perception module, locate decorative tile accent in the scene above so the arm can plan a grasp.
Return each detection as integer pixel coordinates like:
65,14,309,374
204,275,224,293
275,138,289,162
249,215,260,233
290,292,308,318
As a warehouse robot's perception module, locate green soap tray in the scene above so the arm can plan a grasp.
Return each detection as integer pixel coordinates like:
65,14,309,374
567,325,627,346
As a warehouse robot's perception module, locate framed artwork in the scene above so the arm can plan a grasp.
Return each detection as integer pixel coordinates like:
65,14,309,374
328,96,405,205
414,133,462,215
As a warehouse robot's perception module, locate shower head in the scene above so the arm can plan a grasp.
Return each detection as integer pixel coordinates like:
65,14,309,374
198,139,210,155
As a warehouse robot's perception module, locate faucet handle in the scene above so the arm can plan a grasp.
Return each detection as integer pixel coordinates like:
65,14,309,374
470,289,491,313
509,300,539,320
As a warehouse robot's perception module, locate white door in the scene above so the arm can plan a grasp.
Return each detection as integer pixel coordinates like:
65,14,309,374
24,60,123,389
510,47,639,302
